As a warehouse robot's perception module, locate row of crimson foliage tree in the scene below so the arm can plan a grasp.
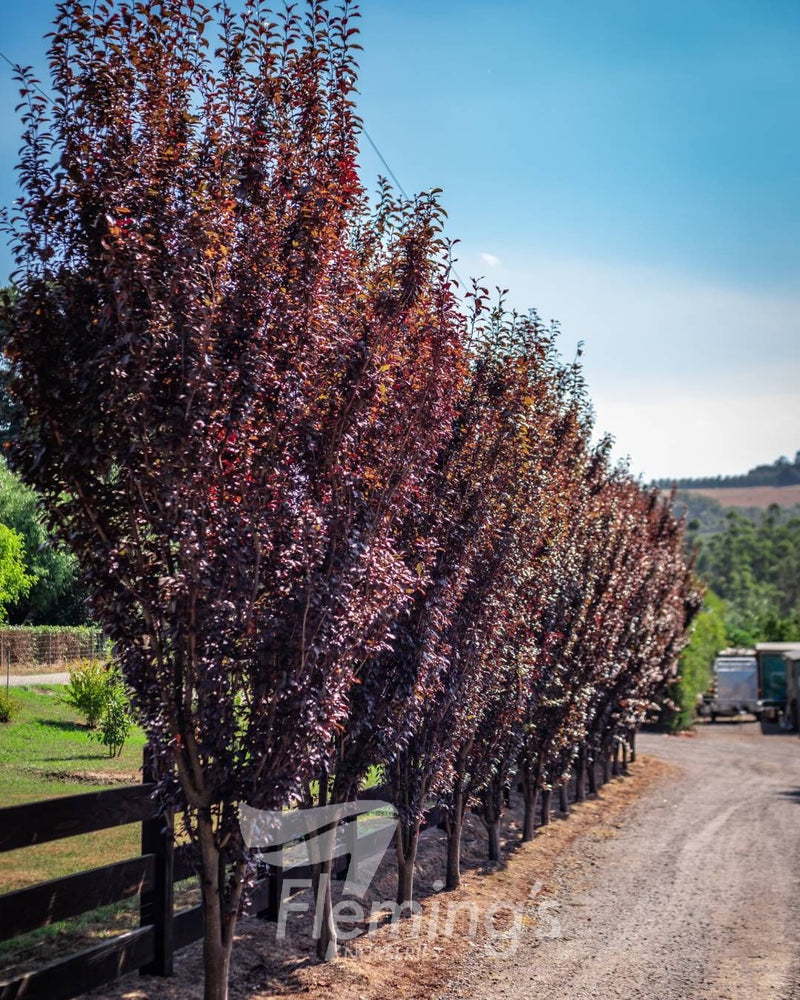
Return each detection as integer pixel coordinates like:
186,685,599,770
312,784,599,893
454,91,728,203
1,2,701,998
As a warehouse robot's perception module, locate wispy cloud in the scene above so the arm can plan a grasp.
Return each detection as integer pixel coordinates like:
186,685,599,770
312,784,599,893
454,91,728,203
460,248,800,479
479,252,501,268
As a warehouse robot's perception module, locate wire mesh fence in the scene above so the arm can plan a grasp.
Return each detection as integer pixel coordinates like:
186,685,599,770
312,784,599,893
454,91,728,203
0,627,106,670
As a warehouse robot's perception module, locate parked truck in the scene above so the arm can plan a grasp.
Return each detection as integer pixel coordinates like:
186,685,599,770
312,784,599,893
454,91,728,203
782,650,800,731
701,649,760,721
755,642,800,720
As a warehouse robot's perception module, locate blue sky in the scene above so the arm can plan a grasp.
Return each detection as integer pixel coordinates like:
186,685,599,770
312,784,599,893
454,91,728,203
1,1,798,478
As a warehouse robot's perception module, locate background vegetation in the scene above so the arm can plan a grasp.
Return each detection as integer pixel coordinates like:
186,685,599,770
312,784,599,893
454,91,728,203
664,454,800,729
655,452,800,489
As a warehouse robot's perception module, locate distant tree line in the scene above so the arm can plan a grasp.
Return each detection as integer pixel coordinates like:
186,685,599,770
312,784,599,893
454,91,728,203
691,505,800,645
655,452,800,490
666,495,800,729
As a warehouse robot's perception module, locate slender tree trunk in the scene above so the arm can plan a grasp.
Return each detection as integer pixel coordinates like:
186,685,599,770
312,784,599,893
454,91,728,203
622,741,629,773
576,749,587,803
602,752,612,784
612,741,621,776
559,780,570,816
520,763,539,842
313,858,337,961
540,788,552,826
487,821,501,861
311,769,339,962
481,783,502,862
396,817,420,905
629,729,637,763
198,813,244,1000
588,752,598,795
446,782,466,890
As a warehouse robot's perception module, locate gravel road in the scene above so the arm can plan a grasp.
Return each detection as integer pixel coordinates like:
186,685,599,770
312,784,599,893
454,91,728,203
438,721,800,1000
4,672,69,686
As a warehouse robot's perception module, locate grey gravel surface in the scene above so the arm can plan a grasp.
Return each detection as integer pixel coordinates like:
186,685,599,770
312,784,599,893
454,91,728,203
436,721,800,1000
4,672,69,686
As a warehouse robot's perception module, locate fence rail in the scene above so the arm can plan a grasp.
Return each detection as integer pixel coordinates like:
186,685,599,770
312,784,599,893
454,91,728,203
0,752,399,1000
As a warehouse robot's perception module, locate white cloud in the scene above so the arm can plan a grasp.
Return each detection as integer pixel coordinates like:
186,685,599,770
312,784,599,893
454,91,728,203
459,248,800,480
593,374,800,480
479,252,501,268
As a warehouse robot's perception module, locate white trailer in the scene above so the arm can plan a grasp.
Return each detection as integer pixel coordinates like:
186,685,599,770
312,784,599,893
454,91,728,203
701,649,761,721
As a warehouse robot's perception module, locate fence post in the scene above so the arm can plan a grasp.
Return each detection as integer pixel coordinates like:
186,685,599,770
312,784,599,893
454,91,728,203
257,867,282,922
140,745,175,976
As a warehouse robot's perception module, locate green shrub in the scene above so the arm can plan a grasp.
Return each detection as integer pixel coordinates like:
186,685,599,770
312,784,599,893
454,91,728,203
0,690,21,723
667,590,727,731
63,659,111,728
91,681,132,757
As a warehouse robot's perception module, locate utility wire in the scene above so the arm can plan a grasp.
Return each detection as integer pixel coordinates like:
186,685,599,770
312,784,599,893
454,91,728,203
0,49,52,103
362,126,409,201
363,125,467,293
0,47,468,293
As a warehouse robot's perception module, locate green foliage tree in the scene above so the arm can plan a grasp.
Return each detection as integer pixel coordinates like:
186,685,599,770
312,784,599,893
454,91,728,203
0,523,31,622
63,659,112,727
667,590,727,730
0,460,87,624
696,507,800,644
91,680,133,756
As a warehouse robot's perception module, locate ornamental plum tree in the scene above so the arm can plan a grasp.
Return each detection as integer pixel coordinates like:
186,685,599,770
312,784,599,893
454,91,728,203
385,299,593,898
3,2,464,996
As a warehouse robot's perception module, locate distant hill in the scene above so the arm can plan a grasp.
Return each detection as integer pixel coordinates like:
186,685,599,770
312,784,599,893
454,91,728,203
671,490,800,537
654,452,800,490
681,484,800,509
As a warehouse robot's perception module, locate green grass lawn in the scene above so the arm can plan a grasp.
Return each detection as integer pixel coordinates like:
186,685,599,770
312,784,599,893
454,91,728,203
0,684,147,801
0,685,166,978
0,686,386,979
0,684,148,894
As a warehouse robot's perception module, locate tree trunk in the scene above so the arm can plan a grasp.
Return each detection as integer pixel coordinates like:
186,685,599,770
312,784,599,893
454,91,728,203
576,749,587,803
311,769,339,962
198,813,244,1000
521,764,539,842
446,783,465,890
396,817,420,905
202,945,231,1000
487,820,501,861
588,753,598,795
622,741,629,773
312,859,337,961
602,753,612,784
612,742,621,776
481,783,502,862
629,729,637,763
559,781,570,816
540,788,552,826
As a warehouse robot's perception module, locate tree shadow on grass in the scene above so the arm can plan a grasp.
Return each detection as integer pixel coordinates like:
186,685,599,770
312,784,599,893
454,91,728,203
39,754,105,763
35,718,90,734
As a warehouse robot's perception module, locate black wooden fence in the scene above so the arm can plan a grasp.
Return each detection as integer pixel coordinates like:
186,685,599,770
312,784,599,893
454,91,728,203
0,754,399,1000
